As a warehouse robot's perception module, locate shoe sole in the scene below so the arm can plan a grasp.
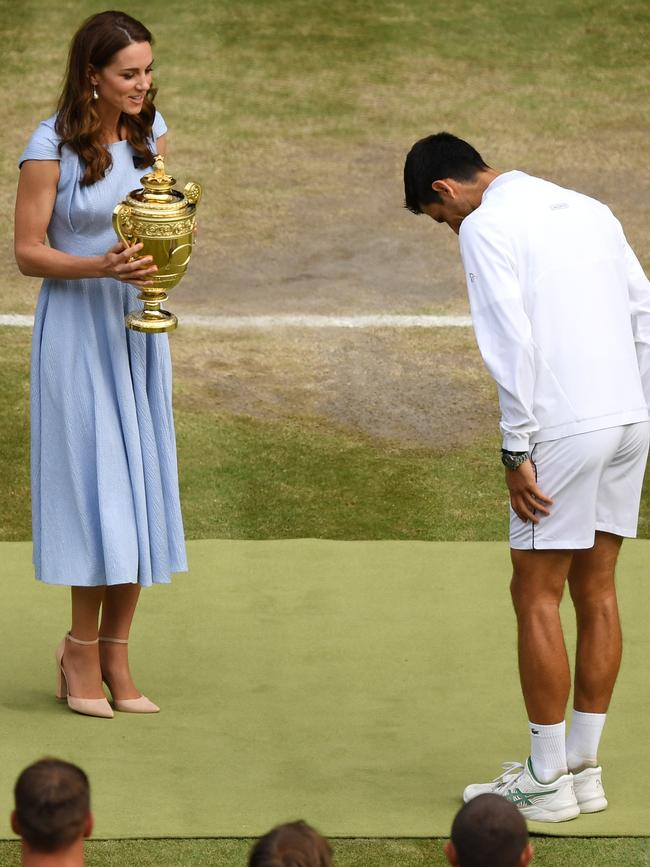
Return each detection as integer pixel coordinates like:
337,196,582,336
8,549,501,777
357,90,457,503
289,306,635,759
463,787,581,822
520,804,581,823
578,797,608,814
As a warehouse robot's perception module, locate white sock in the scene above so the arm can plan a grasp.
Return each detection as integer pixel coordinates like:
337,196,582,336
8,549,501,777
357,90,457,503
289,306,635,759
529,720,567,783
566,710,606,772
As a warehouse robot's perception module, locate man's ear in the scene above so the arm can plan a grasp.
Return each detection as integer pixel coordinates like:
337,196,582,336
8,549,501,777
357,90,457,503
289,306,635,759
84,812,94,839
10,811,20,837
432,179,456,199
443,839,460,866
520,842,534,865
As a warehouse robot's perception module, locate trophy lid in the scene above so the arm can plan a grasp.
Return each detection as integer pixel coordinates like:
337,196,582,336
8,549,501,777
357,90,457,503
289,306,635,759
122,154,200,213
138,155,178,203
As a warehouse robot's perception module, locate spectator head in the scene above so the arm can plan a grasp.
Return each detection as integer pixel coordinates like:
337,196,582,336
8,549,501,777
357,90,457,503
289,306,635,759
248,820,333,867
444,794,533,867
11,758,93,855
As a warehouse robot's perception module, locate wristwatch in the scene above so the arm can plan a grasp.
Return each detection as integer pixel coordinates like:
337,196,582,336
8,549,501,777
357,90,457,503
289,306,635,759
501,449,529,470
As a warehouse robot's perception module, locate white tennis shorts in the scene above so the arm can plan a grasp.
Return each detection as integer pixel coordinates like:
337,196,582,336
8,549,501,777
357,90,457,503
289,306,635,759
510,421,650,550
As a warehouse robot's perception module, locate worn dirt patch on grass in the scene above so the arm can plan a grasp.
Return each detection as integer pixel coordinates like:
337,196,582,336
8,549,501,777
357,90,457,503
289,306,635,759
171,326,499,449
170,139,469,319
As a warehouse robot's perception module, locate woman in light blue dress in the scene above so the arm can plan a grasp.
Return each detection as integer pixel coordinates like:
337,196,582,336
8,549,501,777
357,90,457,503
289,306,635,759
14,11,187,718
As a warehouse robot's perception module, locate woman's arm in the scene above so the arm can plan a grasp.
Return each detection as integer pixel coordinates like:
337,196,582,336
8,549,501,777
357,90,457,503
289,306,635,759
14,160,157,286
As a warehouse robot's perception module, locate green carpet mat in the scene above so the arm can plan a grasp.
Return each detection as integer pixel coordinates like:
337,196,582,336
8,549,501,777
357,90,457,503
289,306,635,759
0,540,648,838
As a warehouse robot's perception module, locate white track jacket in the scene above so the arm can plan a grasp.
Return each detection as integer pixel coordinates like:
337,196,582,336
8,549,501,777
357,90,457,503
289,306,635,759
458,171,650,451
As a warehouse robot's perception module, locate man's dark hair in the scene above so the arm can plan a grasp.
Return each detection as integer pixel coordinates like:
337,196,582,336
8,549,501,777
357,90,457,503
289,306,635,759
451,794,529,867
14,758,90,853
248,820,333,867
404,132,489,214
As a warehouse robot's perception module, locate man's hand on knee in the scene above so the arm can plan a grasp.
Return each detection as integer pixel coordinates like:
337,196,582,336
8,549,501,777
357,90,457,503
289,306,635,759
506,459,553,523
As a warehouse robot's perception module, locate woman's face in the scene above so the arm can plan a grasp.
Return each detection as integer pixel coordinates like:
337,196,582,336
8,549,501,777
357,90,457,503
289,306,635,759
91,41,154,115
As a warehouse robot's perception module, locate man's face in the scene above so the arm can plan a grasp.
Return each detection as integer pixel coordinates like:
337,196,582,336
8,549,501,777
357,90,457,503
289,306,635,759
420,200,468,235
419,180,479,235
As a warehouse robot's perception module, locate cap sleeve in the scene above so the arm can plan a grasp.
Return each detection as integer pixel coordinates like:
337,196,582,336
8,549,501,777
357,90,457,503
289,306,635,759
19,116,61,167
152,110,168,143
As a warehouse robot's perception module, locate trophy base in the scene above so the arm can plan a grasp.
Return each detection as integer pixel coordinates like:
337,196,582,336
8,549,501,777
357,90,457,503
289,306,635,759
125,309,178,334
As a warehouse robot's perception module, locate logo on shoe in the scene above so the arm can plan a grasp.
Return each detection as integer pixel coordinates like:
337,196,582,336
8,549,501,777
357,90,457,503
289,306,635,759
505,787,557,807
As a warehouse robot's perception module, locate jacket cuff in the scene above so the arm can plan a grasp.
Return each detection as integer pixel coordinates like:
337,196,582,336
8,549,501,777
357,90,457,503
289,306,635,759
502,434,530,451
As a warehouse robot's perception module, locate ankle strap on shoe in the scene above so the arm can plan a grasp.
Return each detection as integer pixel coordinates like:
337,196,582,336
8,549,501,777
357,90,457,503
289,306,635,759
98,636,129,644
67,633,99,646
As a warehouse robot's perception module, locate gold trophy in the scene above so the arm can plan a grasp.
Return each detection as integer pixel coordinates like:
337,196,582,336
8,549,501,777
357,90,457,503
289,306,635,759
113,155,202,333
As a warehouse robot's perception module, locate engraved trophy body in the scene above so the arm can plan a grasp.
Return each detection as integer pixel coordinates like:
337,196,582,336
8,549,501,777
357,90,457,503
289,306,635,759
113,156,202,333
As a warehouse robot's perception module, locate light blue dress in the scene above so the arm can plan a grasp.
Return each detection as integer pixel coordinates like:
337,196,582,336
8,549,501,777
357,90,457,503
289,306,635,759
20,112,188,586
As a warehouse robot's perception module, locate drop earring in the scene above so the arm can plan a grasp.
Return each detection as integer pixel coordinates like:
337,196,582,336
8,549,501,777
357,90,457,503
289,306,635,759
92,85,98,100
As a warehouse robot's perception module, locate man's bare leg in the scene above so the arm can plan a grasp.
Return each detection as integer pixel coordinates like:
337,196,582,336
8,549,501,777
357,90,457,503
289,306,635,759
460,545,580,804
510,548,573,724
509,547,577,784
568,532,623,713
565,531,622,773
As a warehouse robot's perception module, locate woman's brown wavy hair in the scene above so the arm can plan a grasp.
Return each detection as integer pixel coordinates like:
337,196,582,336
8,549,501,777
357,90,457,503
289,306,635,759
55,10,158,186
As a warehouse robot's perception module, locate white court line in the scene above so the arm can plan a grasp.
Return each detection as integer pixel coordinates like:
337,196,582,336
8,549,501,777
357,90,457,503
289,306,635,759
0,313,473,329
0,314,34,327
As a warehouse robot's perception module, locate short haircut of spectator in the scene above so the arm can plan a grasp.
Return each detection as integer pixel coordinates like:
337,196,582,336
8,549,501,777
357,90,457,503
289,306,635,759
14,758,91,853
449,794,530,867
248,820,333,867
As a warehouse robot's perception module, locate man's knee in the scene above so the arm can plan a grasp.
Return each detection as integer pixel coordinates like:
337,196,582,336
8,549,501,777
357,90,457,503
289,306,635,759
568,575,618,611
509,571,565,615
510,573,528,613
509,549,570,613
568,533,622,604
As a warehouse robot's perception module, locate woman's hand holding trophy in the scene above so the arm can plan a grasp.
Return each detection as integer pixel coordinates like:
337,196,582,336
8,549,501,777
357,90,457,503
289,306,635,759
101,241,158,287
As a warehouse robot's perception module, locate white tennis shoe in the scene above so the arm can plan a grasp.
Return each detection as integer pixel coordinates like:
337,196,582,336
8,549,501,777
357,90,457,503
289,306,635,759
463,758,580,823
572,766,608,813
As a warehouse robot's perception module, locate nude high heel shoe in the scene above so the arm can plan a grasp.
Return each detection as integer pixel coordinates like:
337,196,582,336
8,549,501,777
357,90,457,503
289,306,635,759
55,634,114,719
99,636,160,713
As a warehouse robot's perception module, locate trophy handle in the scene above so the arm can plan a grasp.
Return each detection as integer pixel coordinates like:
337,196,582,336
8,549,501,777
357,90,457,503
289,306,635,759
112,203,135,247
184,182,202,206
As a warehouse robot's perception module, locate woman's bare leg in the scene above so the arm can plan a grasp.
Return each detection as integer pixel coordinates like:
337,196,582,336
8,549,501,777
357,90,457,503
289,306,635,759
98,583,142,700
64,587,106,699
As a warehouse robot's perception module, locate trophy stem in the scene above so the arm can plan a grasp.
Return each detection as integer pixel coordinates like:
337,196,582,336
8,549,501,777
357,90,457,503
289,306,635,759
125,291,178,333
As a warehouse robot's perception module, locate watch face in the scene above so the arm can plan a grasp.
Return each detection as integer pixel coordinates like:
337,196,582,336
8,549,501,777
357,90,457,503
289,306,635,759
502,452,528,470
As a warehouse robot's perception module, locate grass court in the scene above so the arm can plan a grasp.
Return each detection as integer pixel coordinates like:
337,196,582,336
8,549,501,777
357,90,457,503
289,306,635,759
1,0,650,864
